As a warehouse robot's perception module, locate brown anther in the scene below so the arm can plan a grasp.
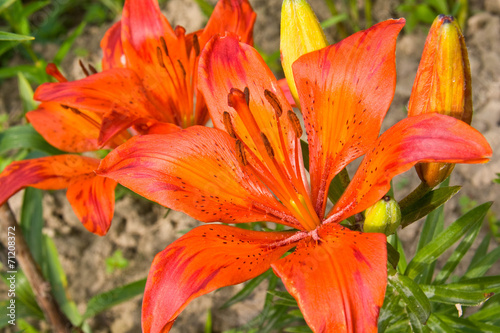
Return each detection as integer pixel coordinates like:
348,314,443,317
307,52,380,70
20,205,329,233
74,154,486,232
177,60,186,77
235,140,247,166
88,64,98,74
287,110,303,137
69,107,82,115
60,104,70,109
228,88,245,108
264,89,283,117
193,34,200,57
78,59,90,77
160,37,169,57
223,112,237,139
156,47,166,68
244,87,250,106
261,133,275,159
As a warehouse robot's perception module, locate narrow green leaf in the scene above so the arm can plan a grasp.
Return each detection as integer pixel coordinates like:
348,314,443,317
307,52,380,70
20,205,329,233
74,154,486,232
426,313,455,333
221,270,271,309
300,140,309,170
468,233,491,271
400,186,460,228
320,13,349,29
17,72,37,112
42,235,82,325
17,318,40,333
433,222,482,284
434,313,500,332
0,0,17,14
0,271,43,319
469,303,500,322
378,284,403,332
406,306,425,333
463,247,500,280
284,326,313,333
204,308,212,333
420,284,494,306
20,188,44,265
0,124,64,155
0,299,42,328
447,276,500,293
388,234,407,273
0,31,34,41
22,0,50,17
193,0,214,17
0,64,47,82
387,242,400,270
82,278,146,320
388,274,431,325
53,21,86,65
405,202,492,279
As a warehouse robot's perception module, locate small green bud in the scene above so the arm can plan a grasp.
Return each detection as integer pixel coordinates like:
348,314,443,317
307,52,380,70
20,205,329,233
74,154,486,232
363,196,401,235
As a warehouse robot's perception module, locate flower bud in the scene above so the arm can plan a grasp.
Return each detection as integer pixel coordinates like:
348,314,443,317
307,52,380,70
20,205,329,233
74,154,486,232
408,15,472,187
280,0,328,107
363,196,401,235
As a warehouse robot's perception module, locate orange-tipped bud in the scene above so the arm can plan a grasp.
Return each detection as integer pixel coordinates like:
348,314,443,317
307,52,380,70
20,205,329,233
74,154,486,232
409,15,472,187
280,0,328,108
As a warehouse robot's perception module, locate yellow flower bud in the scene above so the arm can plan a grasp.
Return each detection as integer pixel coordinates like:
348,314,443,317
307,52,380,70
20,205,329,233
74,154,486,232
280,0,328,107
408,15,472,187
363,196,401,235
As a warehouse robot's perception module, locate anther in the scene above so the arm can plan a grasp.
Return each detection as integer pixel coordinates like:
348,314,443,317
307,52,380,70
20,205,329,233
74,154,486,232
244,87,250,106
177,60,186,77
235,140,247,166
160,37,169,57
60,104,70,109
223,112,237,139
261,133,275,159
156,47,166,68
228,88,245,108
88,64,98,74
287,110,303,137
79,59,90,77
193,34,200,57
264,89,283,117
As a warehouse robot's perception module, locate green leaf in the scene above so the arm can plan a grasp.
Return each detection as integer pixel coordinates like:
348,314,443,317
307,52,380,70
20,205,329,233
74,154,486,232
420,284,494,306
193,0,214,17
320,13,348,29
284,326,313,333
0,0,17,14
0,298,42,328
17,72,37,112
82,278,146,320
469,303,500,322
0,64,48,83
447,276,500,293
17,319,40,333
20,188,44,265
433,221,481,284
406,306,426,333
0,124,64,155
22,0,50,17
468,233,491,271
434,313,500,332
53,21,86,65
463,247,500,280
378,284,404,332
42,235,82,325
388,274,431,325
426,313,455,333
0,31,34,41
221,270,271,309
400,186,460,228
405,202,492,279
1,271,43,320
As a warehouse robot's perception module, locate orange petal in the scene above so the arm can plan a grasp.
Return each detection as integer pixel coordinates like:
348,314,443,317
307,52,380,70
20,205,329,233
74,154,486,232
98,126,299,227
100,21,125,70
34,68,161,146
142,224,296,333
292,19,405,217
67,174,117,236
27,102,102,152
199,0,256,47
272,223,387,333
278,78,297,108
326,113,492,222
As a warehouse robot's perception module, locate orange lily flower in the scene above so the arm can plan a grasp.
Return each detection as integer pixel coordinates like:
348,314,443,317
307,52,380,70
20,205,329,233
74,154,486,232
0,0,256,236
98,20,492,332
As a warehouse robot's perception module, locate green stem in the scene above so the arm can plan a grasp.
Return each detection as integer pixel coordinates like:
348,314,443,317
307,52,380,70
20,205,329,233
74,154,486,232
398,182,431,210
364,0,372,28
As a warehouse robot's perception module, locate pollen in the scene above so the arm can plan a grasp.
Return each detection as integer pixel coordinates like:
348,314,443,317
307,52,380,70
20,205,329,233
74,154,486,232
223,112,237,139
261,133,275,159
235,140,248,166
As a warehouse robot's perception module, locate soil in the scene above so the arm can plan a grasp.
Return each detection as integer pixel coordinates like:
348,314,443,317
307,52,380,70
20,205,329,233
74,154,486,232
2,0,500,332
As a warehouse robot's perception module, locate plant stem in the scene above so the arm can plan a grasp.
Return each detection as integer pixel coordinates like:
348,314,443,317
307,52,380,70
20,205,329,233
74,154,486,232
398,182,431,210
364,0,372,28
0,204,74,333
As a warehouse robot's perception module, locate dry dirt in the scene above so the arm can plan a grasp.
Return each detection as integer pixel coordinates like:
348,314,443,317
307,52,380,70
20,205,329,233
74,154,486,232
2,0,500,332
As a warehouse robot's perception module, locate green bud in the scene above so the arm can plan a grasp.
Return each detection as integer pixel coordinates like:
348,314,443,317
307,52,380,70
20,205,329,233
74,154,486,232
363,196,401,235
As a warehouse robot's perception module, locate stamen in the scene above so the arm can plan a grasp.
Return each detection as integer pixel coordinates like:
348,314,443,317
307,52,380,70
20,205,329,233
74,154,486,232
223,112,237,139
228,88,245,107
235,140,247,166
193,34,200,57
261,133,275,159
88,64,98,74
160,37,169,57
156,47,166,68
79,60,90,77
264,89,283,117
244,87,250,106
287,110,303,137
177,60,186,77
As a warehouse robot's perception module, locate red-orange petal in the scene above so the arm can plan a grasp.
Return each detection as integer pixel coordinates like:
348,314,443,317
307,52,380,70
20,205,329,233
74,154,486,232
272,223,387,333
98,126,298,227
27,102,102,152
292,19,405,217
66,174,116,236
278,78,297,108
34,68,161,146
327,113,492,222
101,21,125,70
142,224,296,333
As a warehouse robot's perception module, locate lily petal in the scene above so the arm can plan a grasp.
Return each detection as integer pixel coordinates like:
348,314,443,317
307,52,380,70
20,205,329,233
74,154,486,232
101,21,125,70
293,19,405,217
327,113,492,222
272,223,387,333
142,224,296,333
98,126,299,227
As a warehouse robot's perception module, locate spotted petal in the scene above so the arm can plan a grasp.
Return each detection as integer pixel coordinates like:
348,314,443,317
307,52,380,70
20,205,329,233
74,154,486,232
272,223,387,333
142,224,296,333
101,21,125,70
293,19,405,217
